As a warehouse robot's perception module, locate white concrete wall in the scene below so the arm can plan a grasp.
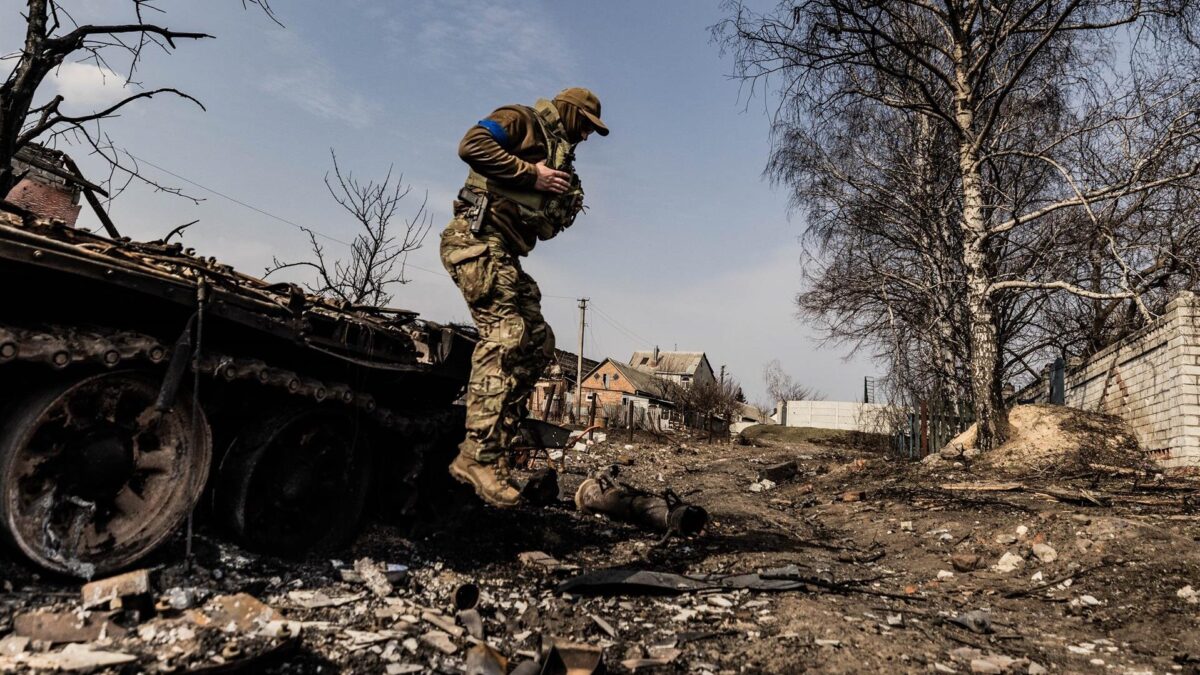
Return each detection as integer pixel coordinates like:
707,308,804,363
778,400,893,433
1020,292,1200,468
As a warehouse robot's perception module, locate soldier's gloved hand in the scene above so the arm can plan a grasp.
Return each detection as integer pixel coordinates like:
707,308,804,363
534,161,571,194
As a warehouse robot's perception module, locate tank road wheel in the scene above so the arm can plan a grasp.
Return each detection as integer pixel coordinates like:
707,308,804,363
0,370,211,577
215,408,372,556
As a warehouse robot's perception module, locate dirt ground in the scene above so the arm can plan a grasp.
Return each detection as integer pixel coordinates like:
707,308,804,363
2,425,1200,674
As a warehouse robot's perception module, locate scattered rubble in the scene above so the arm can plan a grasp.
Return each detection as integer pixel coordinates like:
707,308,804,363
0,426,1196,673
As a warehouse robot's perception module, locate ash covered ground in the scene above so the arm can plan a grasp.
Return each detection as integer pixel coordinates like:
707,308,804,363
2,425,1200,674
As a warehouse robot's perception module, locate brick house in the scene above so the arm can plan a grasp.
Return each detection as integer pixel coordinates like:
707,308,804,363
5,145,83,226
628,348,716,388
579,358,672,427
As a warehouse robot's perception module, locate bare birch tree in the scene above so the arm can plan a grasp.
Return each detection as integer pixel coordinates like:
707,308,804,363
717,0,1200,449
763,359,822,403
1,0,278,202
266,150,432,307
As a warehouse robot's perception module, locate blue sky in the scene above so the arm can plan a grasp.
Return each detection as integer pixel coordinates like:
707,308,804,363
3,0,876,403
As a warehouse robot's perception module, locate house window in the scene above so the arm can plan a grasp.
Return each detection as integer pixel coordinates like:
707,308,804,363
593,373,600,380
682,375,691,382
640,357,649,365
613,374,620,381
602,374,608,387
586,393,595,401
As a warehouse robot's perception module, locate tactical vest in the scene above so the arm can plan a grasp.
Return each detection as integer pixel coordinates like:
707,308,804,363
464,99,585,240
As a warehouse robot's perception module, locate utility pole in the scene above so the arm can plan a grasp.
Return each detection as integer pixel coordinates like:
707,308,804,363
576,298,588,420
719,365,726,386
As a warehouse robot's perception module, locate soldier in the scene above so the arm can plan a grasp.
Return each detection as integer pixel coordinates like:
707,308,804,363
441,87,608,507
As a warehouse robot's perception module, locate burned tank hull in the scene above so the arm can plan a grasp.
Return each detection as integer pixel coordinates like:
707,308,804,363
0,208,473,576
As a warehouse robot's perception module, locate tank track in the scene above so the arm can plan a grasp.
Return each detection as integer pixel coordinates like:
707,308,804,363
0,321,457,518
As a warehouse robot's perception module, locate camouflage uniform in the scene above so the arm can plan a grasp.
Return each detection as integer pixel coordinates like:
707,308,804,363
443,89,608,468
440,217,555,463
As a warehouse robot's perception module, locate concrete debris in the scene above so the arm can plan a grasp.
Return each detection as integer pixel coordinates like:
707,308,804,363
969,654,1015,674
422,610,466,637
937,570,955,580
1178,585,1198,604
22,643,138,671
900,521,914,532
353,557,394,597
590,613,618,638
1031,543,1058,563
518,550,579,573
992,551,1025,573
842,490,866,502
161,586,201,611
970,658,1002,674
420,630,458,655
749,479,776,492
0,635,30,656
80,568,152,609
288,589,368,609
621,646,681,670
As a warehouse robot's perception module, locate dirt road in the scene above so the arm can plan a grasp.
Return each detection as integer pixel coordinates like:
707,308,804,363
2,429,1199,673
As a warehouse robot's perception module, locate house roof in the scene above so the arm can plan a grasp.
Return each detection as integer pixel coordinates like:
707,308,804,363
552,349,599,379
629,351,709,376
582,358,667,399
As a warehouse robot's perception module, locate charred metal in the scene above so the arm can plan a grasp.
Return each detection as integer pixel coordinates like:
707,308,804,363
0,207,475,577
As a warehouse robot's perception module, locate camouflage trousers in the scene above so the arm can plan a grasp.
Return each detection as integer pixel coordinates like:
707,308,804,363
440,217,555,464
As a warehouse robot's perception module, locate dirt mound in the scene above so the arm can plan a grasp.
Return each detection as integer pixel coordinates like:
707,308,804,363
936,404,1146,475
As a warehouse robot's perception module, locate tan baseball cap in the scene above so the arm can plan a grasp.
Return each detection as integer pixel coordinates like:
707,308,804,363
554,87,609,136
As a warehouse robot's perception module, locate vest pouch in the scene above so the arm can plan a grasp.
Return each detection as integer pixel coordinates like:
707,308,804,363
445,242,495,304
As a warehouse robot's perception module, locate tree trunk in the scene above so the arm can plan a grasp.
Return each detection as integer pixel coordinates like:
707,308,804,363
959,145,1006,449
0,0,50,197
954,58,1006,451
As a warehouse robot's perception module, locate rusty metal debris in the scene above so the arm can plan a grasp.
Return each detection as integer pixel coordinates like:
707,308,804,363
539,641,606,675
465,643,508,674
1,369,211,578
574,467,707,538
13,609,129,643
81,568,152,610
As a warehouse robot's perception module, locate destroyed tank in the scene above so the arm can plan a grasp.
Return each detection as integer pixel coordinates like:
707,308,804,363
0,206,474,577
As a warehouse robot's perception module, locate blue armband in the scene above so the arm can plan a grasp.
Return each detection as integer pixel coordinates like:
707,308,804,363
477,119,510,148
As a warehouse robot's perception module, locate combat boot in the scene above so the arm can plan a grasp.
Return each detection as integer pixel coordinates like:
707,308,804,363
449,454,522,508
